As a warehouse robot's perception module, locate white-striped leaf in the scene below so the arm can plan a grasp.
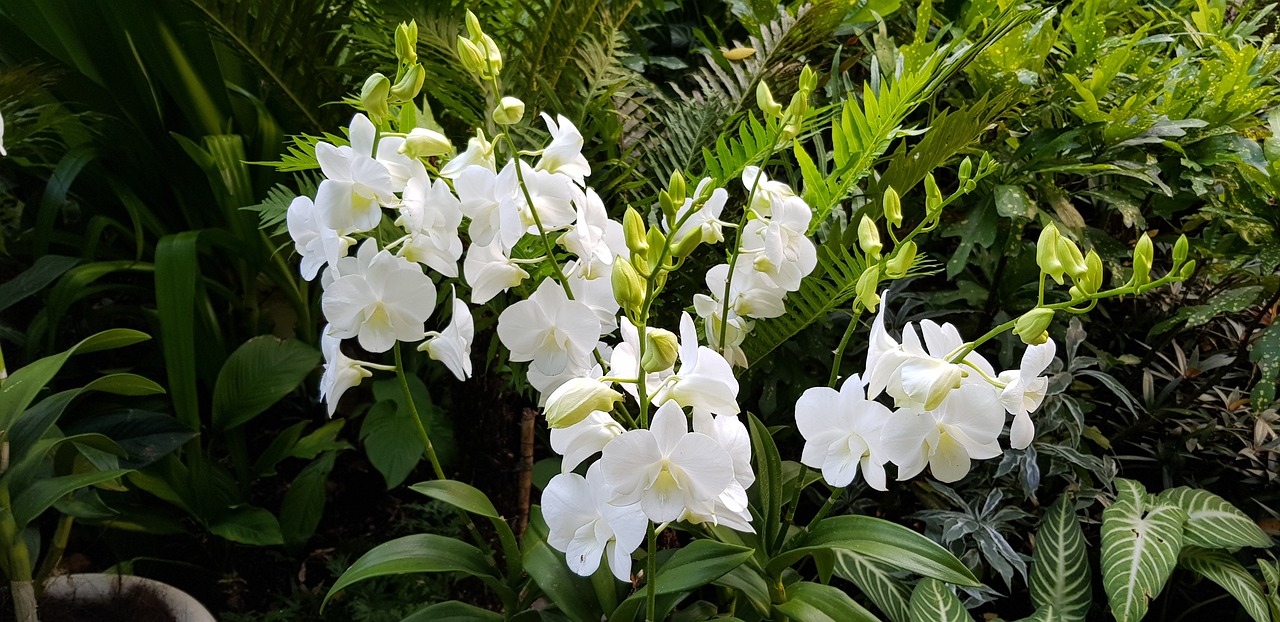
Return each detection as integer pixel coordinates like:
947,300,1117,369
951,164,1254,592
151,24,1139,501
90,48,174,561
907,578,972,622
1101,478,1187,622
1028,494,1091,621
1157,487,1272,549
1177,547,1269,622
834,550,911,622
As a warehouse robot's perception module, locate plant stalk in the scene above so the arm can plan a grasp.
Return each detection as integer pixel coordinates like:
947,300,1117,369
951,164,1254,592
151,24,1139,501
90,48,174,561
645,523,658,622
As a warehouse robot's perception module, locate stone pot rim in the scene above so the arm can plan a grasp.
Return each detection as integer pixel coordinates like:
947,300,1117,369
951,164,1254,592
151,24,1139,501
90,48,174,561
41,573,216,622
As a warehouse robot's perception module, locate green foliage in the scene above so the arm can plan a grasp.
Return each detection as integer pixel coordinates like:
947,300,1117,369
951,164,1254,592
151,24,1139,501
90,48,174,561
1027,495,1090,621
907,578,972,622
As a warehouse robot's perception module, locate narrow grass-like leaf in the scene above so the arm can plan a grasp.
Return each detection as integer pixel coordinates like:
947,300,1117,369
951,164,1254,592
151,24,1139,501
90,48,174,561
653,540,753,595
1100,478,1187,622
772,515,980,587
154,232,202,432
747,412,783,554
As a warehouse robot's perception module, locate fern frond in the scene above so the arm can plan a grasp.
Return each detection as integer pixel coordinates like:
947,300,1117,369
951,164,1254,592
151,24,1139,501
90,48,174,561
744,242,866,364
242,172,322,236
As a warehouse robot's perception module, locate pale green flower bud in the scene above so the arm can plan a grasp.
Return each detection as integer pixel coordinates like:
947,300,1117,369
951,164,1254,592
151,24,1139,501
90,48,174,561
668,171,687,205
645,227,667,269
1078,250,1103,295
855,264,881,311
1179,259,1196,279
924,173,943,214
886,240,917,278
1037,224,1066,285
623,207,648,255
1056,236,1087,281
785,91,808,124
1173,234,1188,266
1131,234,1153,289
612,257,645,311
480,33,503,74
360,73,391,123
544,378,623,429
390,64,425,103
457,36,486,75
858,214,882,258
756,81,783,119
883,186,903,228
799,64,818,95
658,191,678,225
465,10,484,41
399,128,453,159
1014,308,1054,345
958,156,973,184
673,229,702,258
395,21,418,65
641,328,680,373
492,97,525,125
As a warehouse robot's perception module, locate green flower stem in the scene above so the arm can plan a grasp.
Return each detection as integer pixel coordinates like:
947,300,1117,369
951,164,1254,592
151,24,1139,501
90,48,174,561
827,308,865,388
645,522,658,622
0,481,35,622
806,486,844,530
35,514,73,584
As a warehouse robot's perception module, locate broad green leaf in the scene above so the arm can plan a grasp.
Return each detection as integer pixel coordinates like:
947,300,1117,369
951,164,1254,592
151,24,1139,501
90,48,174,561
1250,324,1280,407
1178,547,1269,622
81,373,166,397
0,254,81,314
409,480,501,519
280,452,337,551
521,507,603,622
653,540,753,595
1101,478,1187,622
772,515,980,587
714,564,772,616
402,601,503,622
289,418,351,460
360,400,425,489
155,231,202,431
907,579,972,622
1028,494,1091,621
324,534,492,607
63,409,195,469
774,581,881,622
1157,487,1271,549
0,328,150,431
994,184,1036,219
11,469,130,529
747,412,783,553
212,336,320,431
834,550,912,622
208,506,284,546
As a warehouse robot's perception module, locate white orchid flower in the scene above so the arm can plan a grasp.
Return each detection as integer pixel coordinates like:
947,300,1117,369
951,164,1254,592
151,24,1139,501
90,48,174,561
565,261,621,334
456,164,524,249
543,463,647,581
313,115,401,234
536,113,591,185
865,293,986,411
439,130,496,178
599,401,735,523
692,409,754,515
650,313,740,416
609,319,675,402
693,262,787,321
741,165,795,217
503,160,578,234
997,339,1056,449
739,195,817,292
795,374,892,490
560,189,625,279
663,179,729,247
319,327,374,416
497,278,601,377
551,410,624,473
880,383,1005,483
463,241,528,304
287,195,352,281
322,239,437,353
397,174,464,277
419,288,474,381
1,109,7,156
528,359,603,407
699,311,753,369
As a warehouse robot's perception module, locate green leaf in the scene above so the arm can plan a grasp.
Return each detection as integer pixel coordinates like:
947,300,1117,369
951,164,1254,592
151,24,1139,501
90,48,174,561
155,231,202,432
211,336,320,431
360,400,425,489
323,534,493,608
11,469,130,530
774,581,881,622
747,410,783,553
401,601,504,622
521,507,603,622
0,254,81,314
1250,324,1280,407
994,184,1036,219
1100,479,1187,622
1178,547,1269,622
1028,494,1091,621
208,506,284,546
772,515,980,587
834,550,912,622
409,480,501,519
61,409,194,469
653,540,753,595
907,579,972,622
81,373,166,397
1156,487,1271,549
714,564,772,617
0,328,150,431
280,451,337,551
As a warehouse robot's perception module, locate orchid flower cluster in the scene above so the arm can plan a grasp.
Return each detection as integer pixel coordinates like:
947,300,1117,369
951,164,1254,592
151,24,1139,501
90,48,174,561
279,15,1196,591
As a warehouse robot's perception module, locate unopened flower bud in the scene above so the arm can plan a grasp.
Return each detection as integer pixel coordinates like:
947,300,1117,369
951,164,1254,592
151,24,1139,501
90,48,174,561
673,229,702,258
886,241,917,278
668,171,687,205
1179,259,1196,279
1014,308,1055,345
465,10,484,41
641,328,680,373
623,208,648,255
645,227,667,269
858,214,882,258
544,378,622,429
958,157,973,184
1056,236,1087,281
785,91,808,123
658,191,678,225
400,128,453,159
1078,250,1103,295
1131,234,1153,288
855,265,881,311
360,73,391,123
390,64,425,102
480,34,503,74
799,64,818,95
457,36,486,75
924,173,942,213
883,187,903,228
492,97,525,125
395,21,419,65
756,81,783,118
611,257,645,310
1037,224,1066,285
1173,234,1188,266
